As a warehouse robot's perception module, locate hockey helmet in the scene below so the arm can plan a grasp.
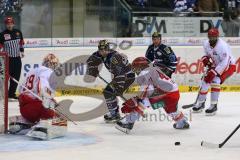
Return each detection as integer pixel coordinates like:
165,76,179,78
132,57,149,74
208,28,219,37
208,28,219,46
42,53,59,70
152,32,161,39
98,40,110,51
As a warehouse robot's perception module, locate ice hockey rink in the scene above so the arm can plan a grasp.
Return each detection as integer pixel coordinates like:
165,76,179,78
0,92,239,160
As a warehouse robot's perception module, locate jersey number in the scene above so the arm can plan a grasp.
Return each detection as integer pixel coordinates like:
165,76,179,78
25,74,35,90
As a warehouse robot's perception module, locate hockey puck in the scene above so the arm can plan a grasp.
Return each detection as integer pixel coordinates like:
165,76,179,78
175,142,181,146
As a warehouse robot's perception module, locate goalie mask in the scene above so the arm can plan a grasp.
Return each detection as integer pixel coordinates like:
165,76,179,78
132,57,149,75
42,53,59,70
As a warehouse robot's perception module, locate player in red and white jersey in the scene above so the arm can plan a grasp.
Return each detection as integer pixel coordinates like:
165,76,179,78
116,57,190,134
192,28,236,115
9,53,67,140
19,65,54,100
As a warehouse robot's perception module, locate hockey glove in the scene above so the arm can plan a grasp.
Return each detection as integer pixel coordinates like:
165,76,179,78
201,56,213,68
122,97,146,117
121,97,138,113
204,69,218,83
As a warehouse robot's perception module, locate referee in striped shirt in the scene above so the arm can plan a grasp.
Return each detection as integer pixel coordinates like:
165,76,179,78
0,16,24,100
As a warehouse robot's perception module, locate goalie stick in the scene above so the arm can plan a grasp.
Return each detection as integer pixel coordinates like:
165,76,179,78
201,124,240,148
9,76,77,125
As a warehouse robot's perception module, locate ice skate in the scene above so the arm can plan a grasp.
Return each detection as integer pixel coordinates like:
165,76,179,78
192,102,205,113
173,118,190,129
104,112,121,123
115,120,134,134
205,104,217,116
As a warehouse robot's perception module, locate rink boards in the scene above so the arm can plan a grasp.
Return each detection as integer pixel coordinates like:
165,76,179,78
20,45,240,96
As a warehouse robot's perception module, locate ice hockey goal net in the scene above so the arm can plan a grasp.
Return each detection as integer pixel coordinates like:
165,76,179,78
0,52,8,133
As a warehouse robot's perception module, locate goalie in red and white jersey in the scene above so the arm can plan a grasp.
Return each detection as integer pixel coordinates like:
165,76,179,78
115,57,190,134
9,53,67,140
192,28,236,116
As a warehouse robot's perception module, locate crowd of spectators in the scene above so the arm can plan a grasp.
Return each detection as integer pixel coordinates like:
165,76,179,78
222,9,240,36
124,0,240,37
126,0,240,15
0,0,22,15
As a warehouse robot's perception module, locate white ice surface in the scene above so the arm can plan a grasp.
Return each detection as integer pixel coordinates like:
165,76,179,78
0,92,240,160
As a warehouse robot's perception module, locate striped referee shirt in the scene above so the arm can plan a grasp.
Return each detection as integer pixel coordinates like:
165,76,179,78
0,29,24,57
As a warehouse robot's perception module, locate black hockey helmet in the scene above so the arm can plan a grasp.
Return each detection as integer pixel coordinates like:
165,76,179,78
152,32,161,39
98,40,110,51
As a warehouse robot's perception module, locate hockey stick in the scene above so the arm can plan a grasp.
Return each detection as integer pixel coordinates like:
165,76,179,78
182,88,200,109
98,75,128,101
182,67,208,109
98,75,146,117
201,124,240,148
10,76,77,125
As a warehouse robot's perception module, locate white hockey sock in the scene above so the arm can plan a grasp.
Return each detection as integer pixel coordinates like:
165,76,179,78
125,112,140,123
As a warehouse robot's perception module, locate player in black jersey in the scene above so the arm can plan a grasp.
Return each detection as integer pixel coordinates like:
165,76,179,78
145,32,177,78
85,40,135,123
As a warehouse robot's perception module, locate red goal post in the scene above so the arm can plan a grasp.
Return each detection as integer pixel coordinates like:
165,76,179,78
0,52,9,133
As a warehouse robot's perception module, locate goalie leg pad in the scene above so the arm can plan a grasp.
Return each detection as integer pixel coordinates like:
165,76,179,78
27,118,67,140
8,115,34,134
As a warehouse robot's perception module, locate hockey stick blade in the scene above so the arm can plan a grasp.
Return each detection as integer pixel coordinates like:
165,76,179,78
182,103,196,109
201,124,240,148
201,141,220,148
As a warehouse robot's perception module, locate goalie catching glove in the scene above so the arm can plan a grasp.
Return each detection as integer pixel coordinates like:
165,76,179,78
42,96,58,109
40,86,58,109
